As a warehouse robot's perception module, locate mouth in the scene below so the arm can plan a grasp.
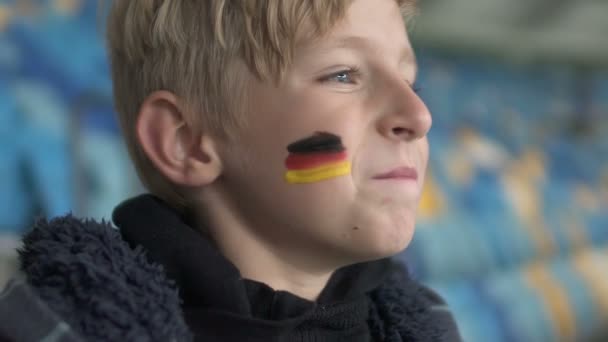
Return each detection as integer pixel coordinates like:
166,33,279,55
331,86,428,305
372,166,418,181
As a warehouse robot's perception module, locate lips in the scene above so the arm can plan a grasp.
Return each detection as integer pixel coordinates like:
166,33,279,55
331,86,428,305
373,166,418,180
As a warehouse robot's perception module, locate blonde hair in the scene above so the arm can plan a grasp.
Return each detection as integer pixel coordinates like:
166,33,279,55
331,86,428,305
106,0,417,209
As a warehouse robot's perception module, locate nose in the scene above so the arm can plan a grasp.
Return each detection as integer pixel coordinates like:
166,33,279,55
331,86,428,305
375,76,432,142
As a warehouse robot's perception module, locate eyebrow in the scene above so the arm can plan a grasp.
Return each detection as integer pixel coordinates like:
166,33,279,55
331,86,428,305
317,35,418,70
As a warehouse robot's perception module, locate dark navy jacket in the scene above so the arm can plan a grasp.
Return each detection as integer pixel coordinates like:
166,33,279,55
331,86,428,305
0,195,461,342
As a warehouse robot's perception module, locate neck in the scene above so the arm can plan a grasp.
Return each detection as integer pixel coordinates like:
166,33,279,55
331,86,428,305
228,239,334,301
192,197,337,302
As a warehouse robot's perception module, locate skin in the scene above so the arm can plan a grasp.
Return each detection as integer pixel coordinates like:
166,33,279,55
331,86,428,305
137,0,432,301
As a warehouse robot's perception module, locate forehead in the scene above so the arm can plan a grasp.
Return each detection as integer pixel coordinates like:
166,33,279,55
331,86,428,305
298,0,415,66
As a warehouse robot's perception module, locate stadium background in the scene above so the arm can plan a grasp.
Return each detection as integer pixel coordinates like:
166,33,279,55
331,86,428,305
0,1,607,341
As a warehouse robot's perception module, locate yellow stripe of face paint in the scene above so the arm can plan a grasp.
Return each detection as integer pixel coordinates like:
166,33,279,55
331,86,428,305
285,161,351,184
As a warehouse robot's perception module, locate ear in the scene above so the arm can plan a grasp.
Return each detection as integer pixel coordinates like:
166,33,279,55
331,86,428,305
136,91,222,187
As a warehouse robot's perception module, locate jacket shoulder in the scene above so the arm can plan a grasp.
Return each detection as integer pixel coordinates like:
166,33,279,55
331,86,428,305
17,215,192,342
368,260,462,342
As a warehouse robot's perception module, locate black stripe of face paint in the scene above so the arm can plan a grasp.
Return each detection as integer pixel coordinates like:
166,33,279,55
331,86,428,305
287,132,345,154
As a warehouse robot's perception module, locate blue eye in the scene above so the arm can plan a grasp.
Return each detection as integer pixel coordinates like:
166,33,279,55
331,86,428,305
332,71,353,83
323,68,360,84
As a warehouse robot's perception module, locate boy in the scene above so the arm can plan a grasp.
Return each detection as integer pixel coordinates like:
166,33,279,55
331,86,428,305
0,0,461,341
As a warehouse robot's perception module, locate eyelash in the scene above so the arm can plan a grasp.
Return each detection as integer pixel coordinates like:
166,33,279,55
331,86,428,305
321,67,361,84
321,68,422,94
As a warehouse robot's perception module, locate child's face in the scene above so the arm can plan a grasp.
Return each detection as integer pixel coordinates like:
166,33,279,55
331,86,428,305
218,0,431,266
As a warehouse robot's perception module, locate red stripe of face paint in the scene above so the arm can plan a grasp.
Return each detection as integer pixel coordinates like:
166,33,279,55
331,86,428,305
285,151,347,170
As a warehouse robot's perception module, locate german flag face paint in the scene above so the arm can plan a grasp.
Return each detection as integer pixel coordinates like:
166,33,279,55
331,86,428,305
284,132,352,184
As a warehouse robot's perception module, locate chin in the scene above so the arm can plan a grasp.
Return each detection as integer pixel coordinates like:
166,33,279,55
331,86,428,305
344,219,416,264
375,223,415,256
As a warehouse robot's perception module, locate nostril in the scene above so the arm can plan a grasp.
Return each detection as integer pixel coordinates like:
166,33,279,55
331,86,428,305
392,127,408,136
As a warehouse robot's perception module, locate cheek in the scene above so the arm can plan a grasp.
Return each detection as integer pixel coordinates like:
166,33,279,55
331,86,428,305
231,132,358,216
283,132,353,185
344,195,418,257
417,138,430,185
249,169,359,246
420,137,430,164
